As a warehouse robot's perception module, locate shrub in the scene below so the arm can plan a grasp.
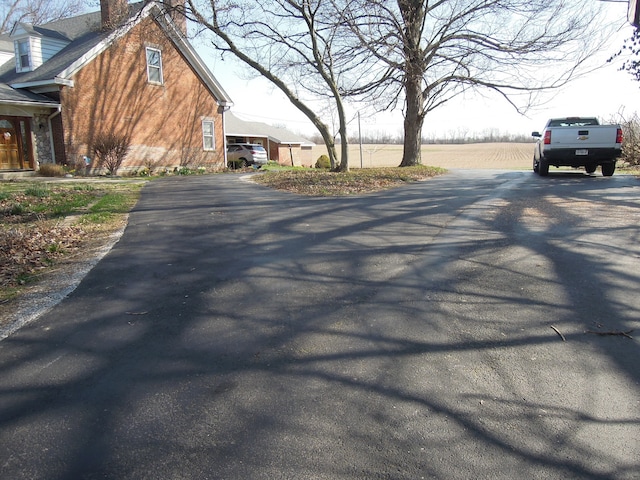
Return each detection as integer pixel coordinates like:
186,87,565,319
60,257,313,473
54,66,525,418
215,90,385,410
621,114,640,166
38,163,65,177
610,111,640,166
175,166,196,175
93,133,131,175
315,155,331,169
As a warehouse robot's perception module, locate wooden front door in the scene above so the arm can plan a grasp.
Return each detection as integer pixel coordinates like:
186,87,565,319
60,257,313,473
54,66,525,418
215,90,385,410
0,118,20,169
0,116,33,170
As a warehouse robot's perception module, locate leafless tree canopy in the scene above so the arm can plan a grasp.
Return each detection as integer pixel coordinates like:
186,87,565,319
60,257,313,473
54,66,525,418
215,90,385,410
341,0,614,166
177,0,615,168
0,0,85,34
184,0,376,171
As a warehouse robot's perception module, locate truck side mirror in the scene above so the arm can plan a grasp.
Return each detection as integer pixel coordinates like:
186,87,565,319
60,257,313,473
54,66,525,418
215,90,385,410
531,131,541,138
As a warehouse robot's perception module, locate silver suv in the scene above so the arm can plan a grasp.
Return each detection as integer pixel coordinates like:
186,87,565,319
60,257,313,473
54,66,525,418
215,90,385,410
226,143,268,168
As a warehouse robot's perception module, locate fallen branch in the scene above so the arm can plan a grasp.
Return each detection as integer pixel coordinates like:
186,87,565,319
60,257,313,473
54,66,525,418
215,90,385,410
550,325,566,342
585,329,634,339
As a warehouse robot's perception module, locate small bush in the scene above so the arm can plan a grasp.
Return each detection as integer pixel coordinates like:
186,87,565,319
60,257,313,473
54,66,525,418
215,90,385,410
315,155,331,169
610,111,640,166
175,166,196,175
38,163,65,177
93,133,131,175
621,114,640,166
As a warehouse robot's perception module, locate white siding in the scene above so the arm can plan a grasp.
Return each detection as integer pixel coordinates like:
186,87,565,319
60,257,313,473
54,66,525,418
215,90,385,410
41,37,69,63
10,22,69,72
17,37,69,70
29,37,42,68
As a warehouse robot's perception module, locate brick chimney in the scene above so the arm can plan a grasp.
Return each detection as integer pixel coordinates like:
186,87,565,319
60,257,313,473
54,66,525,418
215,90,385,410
163,0,187,36
100,0,129,30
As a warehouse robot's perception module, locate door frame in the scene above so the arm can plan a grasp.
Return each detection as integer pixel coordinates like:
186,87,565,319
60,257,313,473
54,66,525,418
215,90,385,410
0,115,34,170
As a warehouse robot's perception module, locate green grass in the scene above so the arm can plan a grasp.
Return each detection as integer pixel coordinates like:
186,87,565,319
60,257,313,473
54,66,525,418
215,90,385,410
1,180,143,298
0,182,141,220
24,185,50,198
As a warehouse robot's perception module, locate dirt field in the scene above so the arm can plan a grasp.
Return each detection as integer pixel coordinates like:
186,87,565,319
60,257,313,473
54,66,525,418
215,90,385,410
311,142,535,169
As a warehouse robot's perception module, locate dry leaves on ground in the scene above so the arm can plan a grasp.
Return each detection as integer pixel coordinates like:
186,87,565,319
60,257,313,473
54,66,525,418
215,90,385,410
252,166,446,196
0,222,86,287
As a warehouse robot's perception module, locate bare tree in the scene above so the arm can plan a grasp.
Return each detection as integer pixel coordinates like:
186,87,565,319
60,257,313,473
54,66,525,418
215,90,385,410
610,108,640,166
609,26,640,81
343,0,614,166
181,0,373,171
0,0,85,34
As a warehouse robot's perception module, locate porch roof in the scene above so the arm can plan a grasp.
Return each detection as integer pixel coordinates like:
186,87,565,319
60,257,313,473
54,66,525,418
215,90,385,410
0,83,59,108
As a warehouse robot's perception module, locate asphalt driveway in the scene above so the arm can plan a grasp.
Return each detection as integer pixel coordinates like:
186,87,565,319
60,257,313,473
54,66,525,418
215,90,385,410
0,170,639,479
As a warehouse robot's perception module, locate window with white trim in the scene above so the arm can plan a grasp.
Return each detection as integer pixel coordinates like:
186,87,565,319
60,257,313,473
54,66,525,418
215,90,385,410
202,120,215,150
17,39,30,70
145,47,163,84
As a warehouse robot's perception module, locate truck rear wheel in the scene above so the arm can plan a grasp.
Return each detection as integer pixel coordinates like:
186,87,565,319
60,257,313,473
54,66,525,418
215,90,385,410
585,164,597,174
601,163,615,176
533,157,539,173
538,157,549,176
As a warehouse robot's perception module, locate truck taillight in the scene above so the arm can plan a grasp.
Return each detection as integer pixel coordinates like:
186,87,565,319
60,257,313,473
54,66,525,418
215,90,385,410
543,130,551,145
616,128,623,144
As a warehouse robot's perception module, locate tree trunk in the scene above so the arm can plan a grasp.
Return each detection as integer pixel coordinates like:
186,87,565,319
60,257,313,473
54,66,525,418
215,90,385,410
336,110,349,172
398,0,425,167
400,74,424,167
315,122,339,170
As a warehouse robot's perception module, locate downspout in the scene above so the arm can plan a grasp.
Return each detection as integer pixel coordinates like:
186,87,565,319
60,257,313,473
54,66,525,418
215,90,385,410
221,105,231,168
47,105,62,164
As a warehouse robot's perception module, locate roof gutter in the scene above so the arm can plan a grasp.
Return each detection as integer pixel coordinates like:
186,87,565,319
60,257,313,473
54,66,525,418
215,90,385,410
10,77,74,89
0,98,60,109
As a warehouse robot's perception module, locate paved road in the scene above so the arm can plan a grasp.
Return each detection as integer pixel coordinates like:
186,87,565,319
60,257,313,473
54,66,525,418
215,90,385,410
1,170,639,479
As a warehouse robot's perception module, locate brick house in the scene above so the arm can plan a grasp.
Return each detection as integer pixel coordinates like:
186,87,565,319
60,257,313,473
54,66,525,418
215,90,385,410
0,0,232,174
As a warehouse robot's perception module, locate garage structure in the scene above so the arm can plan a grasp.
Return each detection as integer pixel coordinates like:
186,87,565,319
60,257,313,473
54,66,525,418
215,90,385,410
225,111,315,167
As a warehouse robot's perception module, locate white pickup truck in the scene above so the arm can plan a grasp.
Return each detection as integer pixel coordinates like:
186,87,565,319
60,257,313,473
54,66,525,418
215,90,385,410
531,117,623,176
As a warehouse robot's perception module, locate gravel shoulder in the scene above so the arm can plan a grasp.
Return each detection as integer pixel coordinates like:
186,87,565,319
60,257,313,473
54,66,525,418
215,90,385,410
0,218,127,340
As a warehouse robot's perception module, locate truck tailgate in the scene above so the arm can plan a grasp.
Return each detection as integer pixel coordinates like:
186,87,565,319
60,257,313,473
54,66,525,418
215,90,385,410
549,125,618,149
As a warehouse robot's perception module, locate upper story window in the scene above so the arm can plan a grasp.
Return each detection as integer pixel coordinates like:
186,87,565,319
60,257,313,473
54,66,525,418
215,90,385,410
17,39,30,70
202,120,215,150
145,47,163,84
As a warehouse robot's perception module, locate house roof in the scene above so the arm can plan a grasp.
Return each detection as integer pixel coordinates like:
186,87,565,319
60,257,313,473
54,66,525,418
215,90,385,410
0,82,58,106
0,1,232,107
226,111,314,146
11,22,74,42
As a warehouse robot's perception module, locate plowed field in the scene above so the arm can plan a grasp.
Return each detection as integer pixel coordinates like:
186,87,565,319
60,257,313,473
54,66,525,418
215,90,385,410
312,142,534,169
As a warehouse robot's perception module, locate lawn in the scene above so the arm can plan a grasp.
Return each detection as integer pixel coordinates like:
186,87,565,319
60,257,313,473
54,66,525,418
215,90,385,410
0,180,143,301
